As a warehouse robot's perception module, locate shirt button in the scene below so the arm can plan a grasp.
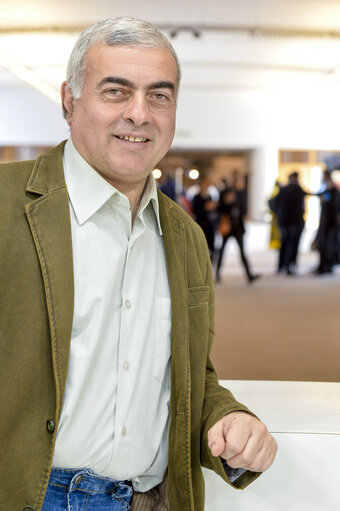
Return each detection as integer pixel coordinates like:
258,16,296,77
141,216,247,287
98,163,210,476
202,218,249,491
46,419,55,434
125,300,132,309
122,427,127,436
123,361,130,370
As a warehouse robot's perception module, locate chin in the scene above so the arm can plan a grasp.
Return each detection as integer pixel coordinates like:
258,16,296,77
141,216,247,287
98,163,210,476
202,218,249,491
113,161,153,177
109,167,150,185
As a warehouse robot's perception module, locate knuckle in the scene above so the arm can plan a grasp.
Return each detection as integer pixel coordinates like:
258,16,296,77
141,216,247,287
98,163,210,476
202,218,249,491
229,439,244,456
258,422,268,436
241,452,254,466
248,463,261,472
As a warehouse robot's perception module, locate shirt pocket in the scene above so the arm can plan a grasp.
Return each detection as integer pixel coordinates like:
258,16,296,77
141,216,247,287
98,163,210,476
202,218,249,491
153,297,172,383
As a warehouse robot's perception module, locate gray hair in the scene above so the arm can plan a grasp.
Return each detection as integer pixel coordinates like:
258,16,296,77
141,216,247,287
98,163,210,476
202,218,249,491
66,17,181,99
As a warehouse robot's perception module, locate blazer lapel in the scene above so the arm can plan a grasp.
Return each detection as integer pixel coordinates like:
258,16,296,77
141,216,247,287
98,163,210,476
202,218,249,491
158,192,194,506
24,142,74,419
158,191,190,409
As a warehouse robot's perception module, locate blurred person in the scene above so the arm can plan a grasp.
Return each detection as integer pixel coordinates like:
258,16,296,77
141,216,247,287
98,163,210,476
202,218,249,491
0,17,277,511
192,175,218,259
216,170,260,283
177,191,193,216
270,172,308,275
314,170,340,274
268,179,282,251
186,182,219,202
159,172,176,201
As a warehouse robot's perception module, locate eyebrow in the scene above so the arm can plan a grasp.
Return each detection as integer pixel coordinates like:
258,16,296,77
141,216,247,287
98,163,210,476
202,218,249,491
98,76,176,93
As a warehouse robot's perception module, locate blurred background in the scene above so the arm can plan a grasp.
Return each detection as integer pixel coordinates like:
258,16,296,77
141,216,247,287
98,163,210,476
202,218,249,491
1,0,340,382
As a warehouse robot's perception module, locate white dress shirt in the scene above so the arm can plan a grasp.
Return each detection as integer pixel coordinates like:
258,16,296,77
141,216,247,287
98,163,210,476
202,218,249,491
52,139,171,492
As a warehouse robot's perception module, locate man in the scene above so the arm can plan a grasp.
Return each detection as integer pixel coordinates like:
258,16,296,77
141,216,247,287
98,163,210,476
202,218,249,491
0,17,277,511
272,171,307,275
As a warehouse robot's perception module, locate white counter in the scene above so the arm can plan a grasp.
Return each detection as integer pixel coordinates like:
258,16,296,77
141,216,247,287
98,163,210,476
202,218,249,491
204,380,340,511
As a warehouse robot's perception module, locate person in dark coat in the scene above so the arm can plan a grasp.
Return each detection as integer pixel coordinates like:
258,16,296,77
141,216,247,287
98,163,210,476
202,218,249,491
314,170,340,274
192,175,218,260
270,171,307,275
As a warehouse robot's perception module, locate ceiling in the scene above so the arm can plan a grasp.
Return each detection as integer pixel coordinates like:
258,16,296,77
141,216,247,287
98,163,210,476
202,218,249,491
2,0,340,104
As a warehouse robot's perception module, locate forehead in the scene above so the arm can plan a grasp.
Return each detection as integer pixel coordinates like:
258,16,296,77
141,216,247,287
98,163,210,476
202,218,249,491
84,43,178,88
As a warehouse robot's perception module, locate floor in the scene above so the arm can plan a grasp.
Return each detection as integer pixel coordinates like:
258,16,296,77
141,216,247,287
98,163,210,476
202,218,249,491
211,222,340,382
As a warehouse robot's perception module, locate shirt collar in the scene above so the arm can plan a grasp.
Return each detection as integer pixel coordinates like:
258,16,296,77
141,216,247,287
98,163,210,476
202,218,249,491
138,173,163,235
62,138,162,235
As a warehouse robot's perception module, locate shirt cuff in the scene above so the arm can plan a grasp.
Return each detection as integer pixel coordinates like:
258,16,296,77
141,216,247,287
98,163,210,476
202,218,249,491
221,458,246,483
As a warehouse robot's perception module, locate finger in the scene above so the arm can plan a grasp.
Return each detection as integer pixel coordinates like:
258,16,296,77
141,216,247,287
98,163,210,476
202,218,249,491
247,435,277,472
210,436,226,457
225,432,264,469
242,435,277,472
208,422,226,457
228,433,277,472
219,421,251,461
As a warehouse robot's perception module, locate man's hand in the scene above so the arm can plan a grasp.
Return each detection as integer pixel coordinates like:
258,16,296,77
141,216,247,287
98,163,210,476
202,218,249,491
208,412,277,472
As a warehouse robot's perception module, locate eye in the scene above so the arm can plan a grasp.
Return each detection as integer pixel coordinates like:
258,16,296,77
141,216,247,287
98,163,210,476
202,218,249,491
150,92,170,102
103,88,127,99
107,88,122,95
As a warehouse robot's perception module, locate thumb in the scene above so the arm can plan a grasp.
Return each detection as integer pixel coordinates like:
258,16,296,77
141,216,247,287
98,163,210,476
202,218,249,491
208,423,227,457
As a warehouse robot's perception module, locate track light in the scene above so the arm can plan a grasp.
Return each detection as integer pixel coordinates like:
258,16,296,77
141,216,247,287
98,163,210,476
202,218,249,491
169,26,201,38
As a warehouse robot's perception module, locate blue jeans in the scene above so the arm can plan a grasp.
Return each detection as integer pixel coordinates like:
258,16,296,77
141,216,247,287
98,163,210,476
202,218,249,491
41,468,133,511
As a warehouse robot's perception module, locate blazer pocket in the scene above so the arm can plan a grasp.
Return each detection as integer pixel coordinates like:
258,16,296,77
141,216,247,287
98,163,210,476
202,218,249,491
154,297,172,383
188,286,210,358
188,286,209,308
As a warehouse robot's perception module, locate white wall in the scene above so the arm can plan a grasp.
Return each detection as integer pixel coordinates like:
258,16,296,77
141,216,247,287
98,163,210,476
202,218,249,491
0,74,68,146
174,85,340,152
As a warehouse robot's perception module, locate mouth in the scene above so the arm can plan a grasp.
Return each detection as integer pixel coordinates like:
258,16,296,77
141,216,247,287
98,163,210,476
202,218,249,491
115,135,150,143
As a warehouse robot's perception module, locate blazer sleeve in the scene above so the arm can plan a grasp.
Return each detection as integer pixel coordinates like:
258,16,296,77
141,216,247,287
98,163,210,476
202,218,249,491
199,249,262,489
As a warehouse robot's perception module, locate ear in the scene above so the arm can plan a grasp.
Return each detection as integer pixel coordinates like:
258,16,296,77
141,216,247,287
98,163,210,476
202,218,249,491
61,81,75,125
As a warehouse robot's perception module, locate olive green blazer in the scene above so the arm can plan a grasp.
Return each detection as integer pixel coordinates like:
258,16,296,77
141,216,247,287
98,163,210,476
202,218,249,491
0,142,259,511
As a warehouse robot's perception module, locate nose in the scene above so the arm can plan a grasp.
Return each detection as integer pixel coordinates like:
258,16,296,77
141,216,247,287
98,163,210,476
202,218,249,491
122,93,152,127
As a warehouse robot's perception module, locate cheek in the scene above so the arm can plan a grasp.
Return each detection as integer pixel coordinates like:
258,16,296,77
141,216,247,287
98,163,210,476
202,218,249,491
159,113,176,143
73,101,112,129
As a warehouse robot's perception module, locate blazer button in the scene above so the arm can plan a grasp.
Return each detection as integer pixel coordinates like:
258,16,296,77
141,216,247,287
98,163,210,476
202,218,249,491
46,419,55,434
22,507,35,511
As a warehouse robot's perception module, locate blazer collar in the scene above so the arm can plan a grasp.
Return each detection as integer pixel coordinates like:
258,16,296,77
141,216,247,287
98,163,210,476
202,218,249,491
26,140,67,196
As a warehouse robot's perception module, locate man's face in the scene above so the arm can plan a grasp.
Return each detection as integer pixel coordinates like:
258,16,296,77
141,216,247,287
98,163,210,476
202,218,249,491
62,43,177,192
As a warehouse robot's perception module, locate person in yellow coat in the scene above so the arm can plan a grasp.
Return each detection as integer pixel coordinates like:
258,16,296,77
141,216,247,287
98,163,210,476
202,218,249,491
268,179,282,250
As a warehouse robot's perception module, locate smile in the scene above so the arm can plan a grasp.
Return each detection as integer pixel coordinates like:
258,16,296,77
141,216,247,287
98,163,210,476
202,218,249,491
116,135,148,143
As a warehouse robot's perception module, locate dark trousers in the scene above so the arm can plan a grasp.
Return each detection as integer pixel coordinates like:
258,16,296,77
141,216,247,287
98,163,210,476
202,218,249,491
216,231,252,281
278,224,303,271
318,226,337,272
